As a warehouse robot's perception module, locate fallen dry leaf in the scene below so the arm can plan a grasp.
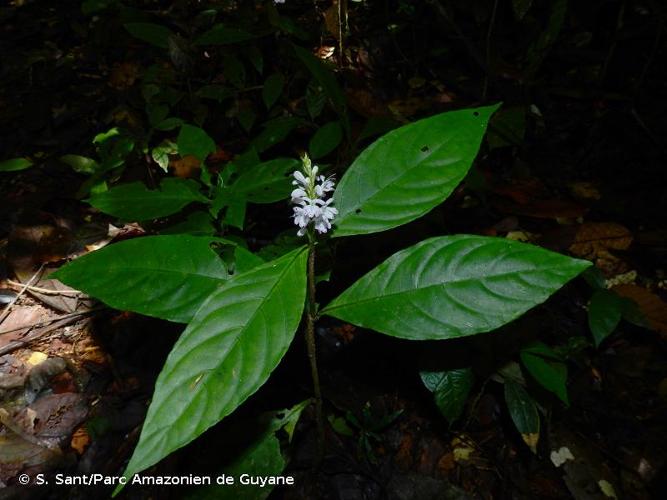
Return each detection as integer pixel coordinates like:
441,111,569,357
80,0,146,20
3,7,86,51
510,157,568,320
613,284,667,336
569,181,601,200
170,155,201,178
70,426,91,455
569,222,632,275
108,61,139,90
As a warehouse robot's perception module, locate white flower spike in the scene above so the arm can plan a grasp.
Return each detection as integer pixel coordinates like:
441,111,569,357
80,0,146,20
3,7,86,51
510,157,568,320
291,154,337,237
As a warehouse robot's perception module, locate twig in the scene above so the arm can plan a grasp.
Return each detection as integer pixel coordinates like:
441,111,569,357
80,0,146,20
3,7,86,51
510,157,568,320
0,266,43,327
482,0,499,100
0,311,99,357
7,280,83,296
0,306,105,337
427,0,488,75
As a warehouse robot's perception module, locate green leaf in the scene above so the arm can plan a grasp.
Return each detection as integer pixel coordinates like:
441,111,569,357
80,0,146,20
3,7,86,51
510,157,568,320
177,124,216,162
154,117,184,131
119,248,308,486
487,106,526,149
60,155,99,174
0,158,33,172
420,367,474,423
222,55,246,89
185,401,307,500
504,381,540,452
197,85,234,103
160,211,215,235
238,108,257,132
293,45,346,116
190,431,283,500
195,24,256,45
52,235,228,323
262,73,285,109
520,343,569,405
332,105,499,237
588,289,623,347
124,22,174,49
151,140,177,172
251,117,301,153
88,178,207,220
322,235,590,340
309,121,343,159
230,158,299,203
306,80,326,119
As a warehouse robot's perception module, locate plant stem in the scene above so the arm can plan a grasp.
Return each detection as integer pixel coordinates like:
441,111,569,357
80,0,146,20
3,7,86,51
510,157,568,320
305,236,325,461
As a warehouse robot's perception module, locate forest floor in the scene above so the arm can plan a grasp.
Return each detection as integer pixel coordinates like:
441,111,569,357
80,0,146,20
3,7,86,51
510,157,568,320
1,1,666,499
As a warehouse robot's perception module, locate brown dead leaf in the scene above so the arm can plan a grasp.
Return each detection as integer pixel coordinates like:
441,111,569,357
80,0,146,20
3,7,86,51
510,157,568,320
346,88,390,118
436,452,456,472
70,426,91,455
394,432,414,468
613,284,667,336
170,155,201,178
323,1,346,40
569,181,601,200
495,198,587,220
108,62,139,90
569,222,632,275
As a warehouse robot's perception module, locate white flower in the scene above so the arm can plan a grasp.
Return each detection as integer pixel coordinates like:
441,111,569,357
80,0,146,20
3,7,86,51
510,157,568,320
290,154,336,237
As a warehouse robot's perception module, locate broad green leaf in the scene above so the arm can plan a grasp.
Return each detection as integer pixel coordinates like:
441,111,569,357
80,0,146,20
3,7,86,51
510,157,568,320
332,105,499,237
88,178,207,220
504,381,540,452
306,80,326,119
357,116,400,143
262,73,285,109
118,248,308,487
487,106,526,149
154,117,184,131
81,0,117,15
525,0,567,76
177,124,216,162
251,117,301,153
222,54,246,88
0,158,33,172
124,22,174,49
420,367,474,423
309,121,343,159
238,108,257,132
588,289,623,347
196,85,235,103
185,401,307,500
520,343,569,405
322,235,590,340
60,155,99,174
195,24,256,45
293,45,346,116
160,211,215,235
191,432,283,500
230,158,299,203
52,235,228,323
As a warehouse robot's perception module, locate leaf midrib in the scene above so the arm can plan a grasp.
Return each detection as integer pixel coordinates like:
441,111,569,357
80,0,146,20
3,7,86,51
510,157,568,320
323,262,580,314
145,247,305,440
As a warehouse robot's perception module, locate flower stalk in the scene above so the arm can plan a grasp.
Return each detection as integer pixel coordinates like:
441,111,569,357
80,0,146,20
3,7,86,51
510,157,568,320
291,154,336,462
305,234,325,461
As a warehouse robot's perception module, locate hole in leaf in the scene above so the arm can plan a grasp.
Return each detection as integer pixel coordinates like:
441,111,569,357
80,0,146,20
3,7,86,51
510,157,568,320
355,208,362,214
473,111,479,117
421,145,429,152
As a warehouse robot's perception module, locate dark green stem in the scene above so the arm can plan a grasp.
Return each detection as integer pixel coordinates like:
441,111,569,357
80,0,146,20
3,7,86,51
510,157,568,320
305,234,325,462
